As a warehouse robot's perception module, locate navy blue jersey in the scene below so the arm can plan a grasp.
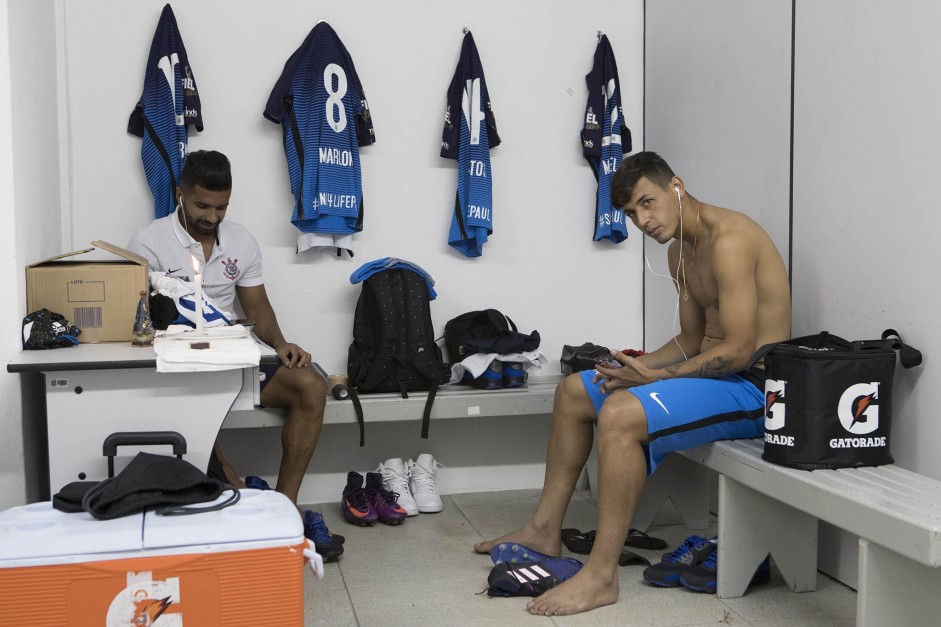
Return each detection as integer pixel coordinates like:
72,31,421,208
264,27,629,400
128,4,202,219
265,21,374,250
582,35,631,243
441,31,500,258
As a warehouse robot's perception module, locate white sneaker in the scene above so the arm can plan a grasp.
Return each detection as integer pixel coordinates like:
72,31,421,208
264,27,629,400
408,454,444,513
378,458,418,516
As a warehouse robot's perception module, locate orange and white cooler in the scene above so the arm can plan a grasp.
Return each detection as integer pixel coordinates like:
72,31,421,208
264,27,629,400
0,489,322,627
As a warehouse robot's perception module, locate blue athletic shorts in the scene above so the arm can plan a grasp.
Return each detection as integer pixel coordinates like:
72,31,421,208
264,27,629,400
579,369,765,475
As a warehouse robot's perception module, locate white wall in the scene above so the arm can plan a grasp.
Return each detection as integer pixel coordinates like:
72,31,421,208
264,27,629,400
61,0,646,374
643,0,793,348
0,0,26,510
793,1,939,482
2,0,645,505
1,0,63,510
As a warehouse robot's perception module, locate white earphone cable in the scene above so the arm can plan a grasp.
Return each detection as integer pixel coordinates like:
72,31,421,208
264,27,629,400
642,188,689,362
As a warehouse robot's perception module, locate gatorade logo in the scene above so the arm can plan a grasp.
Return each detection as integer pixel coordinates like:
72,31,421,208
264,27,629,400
763,379,786,431
107,572,182,625
838,382,880,435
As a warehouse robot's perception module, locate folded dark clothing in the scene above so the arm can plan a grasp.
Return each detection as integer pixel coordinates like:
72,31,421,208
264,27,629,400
53,481,100,513
83,452,230,520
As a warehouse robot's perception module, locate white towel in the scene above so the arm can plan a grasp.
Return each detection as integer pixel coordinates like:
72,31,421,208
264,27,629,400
154,324,261,373
449,350,546,384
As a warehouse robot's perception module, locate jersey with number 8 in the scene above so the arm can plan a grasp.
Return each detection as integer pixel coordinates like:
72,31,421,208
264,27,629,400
265,21,375,249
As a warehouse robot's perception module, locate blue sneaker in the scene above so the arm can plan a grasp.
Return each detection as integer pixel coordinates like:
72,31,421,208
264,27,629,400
472,361,503,390
490,542,553,565
680,549,772,593
501,362,526,388
643,535,717,588
304,510,344,563
245,475,271,490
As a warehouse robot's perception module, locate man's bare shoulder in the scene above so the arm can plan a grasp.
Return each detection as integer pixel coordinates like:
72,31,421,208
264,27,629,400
708,205,776,250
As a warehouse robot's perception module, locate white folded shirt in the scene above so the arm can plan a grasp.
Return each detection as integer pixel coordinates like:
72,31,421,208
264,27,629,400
449,350,546,384
154,324,261,373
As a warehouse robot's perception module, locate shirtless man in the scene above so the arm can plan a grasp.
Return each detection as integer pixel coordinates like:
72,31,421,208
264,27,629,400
475,151,791,616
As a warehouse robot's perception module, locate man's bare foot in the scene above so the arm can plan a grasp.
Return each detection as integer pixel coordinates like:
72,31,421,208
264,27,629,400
526,568,618,616
473,524,561,557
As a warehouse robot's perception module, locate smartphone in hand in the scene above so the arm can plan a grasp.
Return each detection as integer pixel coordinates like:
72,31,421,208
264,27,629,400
594,351,621,369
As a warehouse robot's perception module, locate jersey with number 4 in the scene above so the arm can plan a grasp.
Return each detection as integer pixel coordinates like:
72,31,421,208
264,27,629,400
265,21,375,250
441,31,500,258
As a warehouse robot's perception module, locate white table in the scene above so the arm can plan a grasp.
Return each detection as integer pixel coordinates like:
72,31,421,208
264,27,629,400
8,342,277,494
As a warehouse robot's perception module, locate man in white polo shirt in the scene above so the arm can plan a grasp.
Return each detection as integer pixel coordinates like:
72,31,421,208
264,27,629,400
127,150,337,551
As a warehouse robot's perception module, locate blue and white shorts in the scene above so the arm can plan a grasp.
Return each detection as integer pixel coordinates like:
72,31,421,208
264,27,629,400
579,369,765,475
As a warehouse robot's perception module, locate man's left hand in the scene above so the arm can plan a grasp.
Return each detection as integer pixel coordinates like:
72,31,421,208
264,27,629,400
593,351,654,392
277,342,312,368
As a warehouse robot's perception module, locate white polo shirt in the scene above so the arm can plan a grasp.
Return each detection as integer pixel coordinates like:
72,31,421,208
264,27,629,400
127,209,263,317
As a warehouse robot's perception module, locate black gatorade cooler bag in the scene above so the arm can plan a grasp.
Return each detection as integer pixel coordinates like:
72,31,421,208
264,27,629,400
748,329,922,470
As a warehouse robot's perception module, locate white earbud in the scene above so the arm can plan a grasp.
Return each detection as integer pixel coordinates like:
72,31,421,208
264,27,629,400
675,187,681,201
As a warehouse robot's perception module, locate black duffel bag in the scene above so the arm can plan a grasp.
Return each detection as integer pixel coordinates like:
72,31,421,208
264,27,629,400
749,329,922,470
444,309,539,363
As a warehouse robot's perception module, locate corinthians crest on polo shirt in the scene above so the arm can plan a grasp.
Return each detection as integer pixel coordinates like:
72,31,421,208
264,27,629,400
221,257,241,281
752,330,922,470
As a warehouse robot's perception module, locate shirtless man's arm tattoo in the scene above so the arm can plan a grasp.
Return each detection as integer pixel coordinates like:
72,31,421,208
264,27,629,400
664,355,734,378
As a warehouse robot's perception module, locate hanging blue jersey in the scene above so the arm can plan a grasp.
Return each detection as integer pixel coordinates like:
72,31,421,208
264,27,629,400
265,21,375,254
582,34,631,243
128,4,202,220
441,31,500,258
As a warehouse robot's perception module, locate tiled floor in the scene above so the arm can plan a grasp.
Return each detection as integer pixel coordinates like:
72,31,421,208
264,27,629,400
301,489,857,626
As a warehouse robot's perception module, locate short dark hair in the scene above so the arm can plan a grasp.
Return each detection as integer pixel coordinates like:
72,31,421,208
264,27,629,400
179,150,232,192
610,151,676,209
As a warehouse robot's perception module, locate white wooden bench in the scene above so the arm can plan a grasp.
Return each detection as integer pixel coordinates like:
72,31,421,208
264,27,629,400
222,374,562,428
628,438,941,626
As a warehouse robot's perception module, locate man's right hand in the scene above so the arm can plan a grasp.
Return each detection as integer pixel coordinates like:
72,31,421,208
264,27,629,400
593,351,656,392
277,342,312,368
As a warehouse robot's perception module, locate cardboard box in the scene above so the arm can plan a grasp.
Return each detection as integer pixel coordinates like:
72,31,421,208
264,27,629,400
26,241,149,343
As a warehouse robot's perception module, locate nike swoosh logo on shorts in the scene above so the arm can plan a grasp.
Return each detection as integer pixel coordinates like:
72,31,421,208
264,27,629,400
650,392,670,414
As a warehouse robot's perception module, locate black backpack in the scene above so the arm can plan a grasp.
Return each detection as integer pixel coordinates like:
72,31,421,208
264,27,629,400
348,267,449,443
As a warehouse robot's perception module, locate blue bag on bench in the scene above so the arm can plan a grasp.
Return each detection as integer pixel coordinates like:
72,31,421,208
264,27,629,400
749,329,922,470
